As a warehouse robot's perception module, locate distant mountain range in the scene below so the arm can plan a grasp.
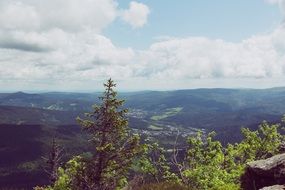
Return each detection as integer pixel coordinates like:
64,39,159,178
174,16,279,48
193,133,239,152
1,88,285,134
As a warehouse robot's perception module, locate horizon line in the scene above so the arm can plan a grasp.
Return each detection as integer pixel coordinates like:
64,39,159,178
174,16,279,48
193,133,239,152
1,86,285,94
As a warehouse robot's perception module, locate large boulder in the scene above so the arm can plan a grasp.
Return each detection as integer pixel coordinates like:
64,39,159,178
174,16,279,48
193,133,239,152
241,153,285,190
260,185,285,190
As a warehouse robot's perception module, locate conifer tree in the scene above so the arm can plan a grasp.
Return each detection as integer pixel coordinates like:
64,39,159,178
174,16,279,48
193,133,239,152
43,138,63,184
74,78,142,190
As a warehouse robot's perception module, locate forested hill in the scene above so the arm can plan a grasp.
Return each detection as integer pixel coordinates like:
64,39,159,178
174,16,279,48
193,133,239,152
1,87,285,133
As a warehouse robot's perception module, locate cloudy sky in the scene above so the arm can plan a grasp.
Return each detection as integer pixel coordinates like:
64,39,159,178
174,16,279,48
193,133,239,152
0,0,285,91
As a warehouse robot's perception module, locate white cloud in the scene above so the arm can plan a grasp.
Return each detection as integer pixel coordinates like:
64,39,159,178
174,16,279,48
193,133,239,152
0,0,118,32
121,1,150,28
1,24,285,90
0,0,122,52
0,0,285,91
0,1,40,30
0,30,53,52
0,0,150,53
135,26,285,81
266,0,281,4
0,0,140,90
265,0,285,16
0,29,135,80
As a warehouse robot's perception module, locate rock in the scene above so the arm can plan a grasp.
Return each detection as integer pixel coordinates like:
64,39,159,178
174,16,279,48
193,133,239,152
259,185,285,190
241,153,285,190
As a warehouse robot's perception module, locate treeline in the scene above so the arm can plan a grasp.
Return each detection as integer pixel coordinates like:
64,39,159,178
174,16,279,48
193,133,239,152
35,79,285,190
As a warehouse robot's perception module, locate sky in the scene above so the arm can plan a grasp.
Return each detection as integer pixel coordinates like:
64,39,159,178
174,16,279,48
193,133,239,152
0,0,285,91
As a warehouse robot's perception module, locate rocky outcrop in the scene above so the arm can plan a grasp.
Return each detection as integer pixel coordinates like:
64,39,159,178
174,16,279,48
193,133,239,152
241,153,285,190
260,185,285,190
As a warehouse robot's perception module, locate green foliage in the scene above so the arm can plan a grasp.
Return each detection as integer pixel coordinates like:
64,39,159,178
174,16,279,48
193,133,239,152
36,156,83,190
176,121,284,190
236,121,284,162
43,113,284,190
46,79,143,190
136,181,190,190
150,107,183,121
210,183,240,190
186,131,223,168
148,125,163,131
181,131,237,190
134,140,179,183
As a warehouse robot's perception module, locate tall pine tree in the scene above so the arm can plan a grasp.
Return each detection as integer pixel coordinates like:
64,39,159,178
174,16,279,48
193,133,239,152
75,78,141,190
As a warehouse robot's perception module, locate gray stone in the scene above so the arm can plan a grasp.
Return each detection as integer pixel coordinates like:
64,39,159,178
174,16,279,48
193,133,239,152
259,185,285,190
247,153,285,177
241,154,285,190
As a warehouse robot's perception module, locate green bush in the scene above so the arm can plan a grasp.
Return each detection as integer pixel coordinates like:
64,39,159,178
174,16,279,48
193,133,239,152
136,182,191,190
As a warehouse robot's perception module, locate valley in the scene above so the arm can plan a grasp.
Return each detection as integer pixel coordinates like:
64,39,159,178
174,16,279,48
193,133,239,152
0,87,285,188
